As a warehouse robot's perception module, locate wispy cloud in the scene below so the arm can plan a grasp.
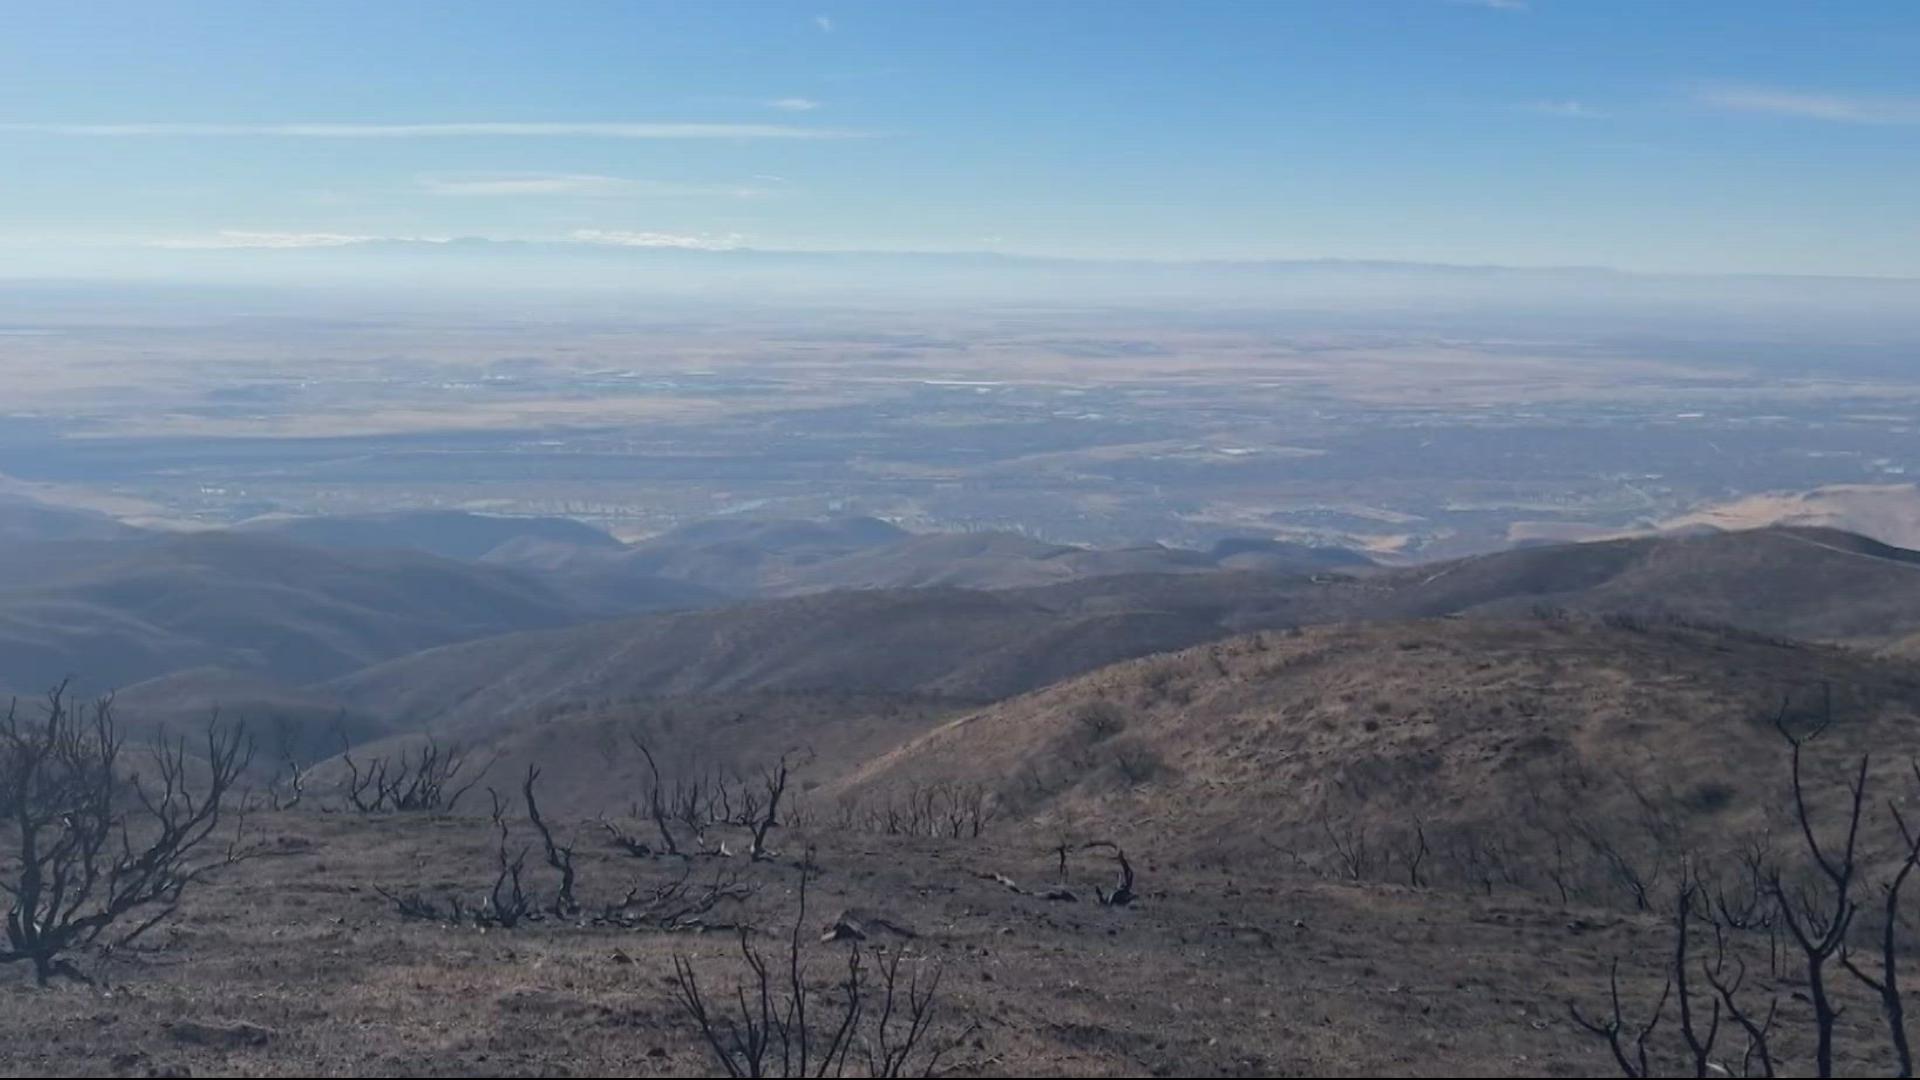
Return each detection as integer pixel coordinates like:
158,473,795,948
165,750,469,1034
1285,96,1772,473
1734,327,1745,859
1521,100,1608,120
416,172,771,199
767,97,822,112
1452,0,1529,11
570,229,745,251
145,228,750,251
1697,85,1920,125
0,121,864,139
148,230,451,250
814,14,834,32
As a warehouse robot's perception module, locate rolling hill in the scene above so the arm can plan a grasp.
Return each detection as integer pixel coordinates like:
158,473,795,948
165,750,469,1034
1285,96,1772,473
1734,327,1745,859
1395,524,1920,643
314,690,967,817
318,524,1920,742
15,497,1920,789
835,614,1920,866
109,666,378,759
235,509,627,561
0,494,144,544
0,531,587,693
324,582,1266,729
482,513,1372,599
237,510,731,615
774,532,1369,591
1657,482,1920,550
484,515,915,598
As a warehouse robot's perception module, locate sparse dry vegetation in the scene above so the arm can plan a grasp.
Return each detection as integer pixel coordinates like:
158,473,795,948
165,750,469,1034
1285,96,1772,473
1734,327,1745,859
825,782,997,840
339,733,494,814
671,857,972,1078
0,684,252,985
17,601,1920,1075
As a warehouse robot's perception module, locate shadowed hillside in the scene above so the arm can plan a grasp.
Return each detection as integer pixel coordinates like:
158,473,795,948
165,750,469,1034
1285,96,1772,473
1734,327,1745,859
237,510,729,616
110,666,380,761
323,525,1920,741
768,531,1368,592
483,515,915,599
481,514,1369,598
236,509,628,561
316,691,966,818
324,583,1263,729
1399,525,1920,643
0,531,586,692
0,494,143,544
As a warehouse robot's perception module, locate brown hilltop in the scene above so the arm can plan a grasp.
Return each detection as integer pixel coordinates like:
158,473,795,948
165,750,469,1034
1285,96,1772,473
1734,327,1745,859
835,613,1920,867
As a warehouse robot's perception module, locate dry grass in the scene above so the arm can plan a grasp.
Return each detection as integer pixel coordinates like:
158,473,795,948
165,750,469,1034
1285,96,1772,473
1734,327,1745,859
3,802,1911,1076
837,615,1920,871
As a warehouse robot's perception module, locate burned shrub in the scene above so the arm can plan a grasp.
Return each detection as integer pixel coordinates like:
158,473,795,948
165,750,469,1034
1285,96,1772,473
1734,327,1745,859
670,858,976,1077
0,684,253,985
1072,699,1128,741
339,734,493,813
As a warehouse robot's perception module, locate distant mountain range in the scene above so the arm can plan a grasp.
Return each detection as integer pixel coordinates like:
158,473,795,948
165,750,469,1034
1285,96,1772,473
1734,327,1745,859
66,240,1920,331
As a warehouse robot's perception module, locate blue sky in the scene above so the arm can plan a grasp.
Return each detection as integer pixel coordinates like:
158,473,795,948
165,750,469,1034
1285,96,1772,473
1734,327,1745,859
2,1,1917,277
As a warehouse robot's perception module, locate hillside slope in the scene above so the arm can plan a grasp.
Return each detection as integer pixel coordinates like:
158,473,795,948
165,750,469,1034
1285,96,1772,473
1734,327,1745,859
0,494,144,544
322,525,1920,738
838,615,1920,866
0,532,586,692
774,532,1368,592
504,515,913,598
110,666,379,758
1659,482,1920,550
325,583,1266,728
235,510,734,615
235,509,625,561
487,514,1371,599
319,690,966,817
1411,525,1920,642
